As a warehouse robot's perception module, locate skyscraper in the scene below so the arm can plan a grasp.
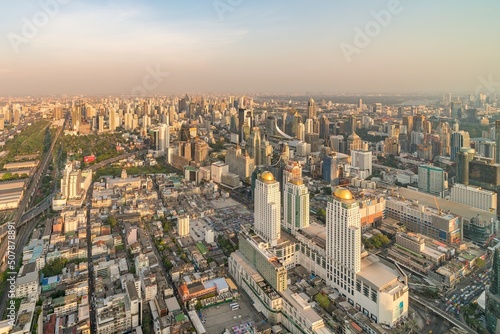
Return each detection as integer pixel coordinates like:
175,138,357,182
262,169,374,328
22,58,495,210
326,187,361,298
283,178,309,234
351,150,372,179
418,165,448,197
495,120,500,164
307,98,316,119
451,131,471,161
254,171,281,246
456,148,475,185
109,108,117,131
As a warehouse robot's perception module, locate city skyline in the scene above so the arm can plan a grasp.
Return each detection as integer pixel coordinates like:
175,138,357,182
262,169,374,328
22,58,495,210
1,0,499,96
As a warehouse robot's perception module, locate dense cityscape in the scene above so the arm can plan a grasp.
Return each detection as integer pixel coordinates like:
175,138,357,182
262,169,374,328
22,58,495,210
0,92,498,334
1,1,499,334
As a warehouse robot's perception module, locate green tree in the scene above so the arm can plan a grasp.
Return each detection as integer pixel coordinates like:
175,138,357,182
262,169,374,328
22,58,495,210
42,258,68,277
195,301,203,311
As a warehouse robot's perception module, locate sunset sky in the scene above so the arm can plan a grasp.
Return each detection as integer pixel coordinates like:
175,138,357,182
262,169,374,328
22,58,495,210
1,0,499,96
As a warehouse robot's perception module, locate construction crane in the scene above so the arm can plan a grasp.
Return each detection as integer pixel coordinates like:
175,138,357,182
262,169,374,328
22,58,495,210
433,196,442,215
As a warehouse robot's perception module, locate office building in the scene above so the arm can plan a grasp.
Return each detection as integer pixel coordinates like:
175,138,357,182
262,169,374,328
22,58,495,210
283,178,309,234
418,165,448,197
210,161,229,184
457,148,476,185
307,98,316,119
451,184,497,213
225,145,255,181
322,153,340,184
254,171,281,246
385,197,461,245
451,130,471,161
351,150,372,179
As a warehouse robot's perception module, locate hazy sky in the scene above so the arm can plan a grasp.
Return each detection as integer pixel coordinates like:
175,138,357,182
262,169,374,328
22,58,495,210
0,0,499,96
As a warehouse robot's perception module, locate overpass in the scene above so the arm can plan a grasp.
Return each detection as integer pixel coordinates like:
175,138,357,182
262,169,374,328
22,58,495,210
410,295,474,334
88,149,148,171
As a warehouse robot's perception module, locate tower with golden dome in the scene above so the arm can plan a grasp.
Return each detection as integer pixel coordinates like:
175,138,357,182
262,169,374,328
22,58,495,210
254,171,281,246
326,187,361,298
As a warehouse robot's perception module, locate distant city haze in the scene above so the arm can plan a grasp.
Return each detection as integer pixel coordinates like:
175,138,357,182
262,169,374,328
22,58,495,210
1,0,499,96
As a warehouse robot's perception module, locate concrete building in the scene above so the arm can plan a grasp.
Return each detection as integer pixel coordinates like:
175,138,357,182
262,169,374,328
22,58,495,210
225,145,255,181
351,150,372,179
385,197,461,245
210,161,229,184
177,215,190,237
451,130,471,161
418,165,448,197
451,183,497,213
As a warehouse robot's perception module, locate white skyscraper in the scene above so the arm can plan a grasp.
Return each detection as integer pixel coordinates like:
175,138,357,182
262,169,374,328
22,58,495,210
283,178,309,234
351,150,372,179
326,187,361,298
254,171,281,247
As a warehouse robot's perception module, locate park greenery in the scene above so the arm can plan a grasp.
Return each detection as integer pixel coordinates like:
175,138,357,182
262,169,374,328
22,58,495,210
60,132,128,164
362,233,391,250
217,235,237,256
93,164,175,181
0,120,50,167
42,257,88,277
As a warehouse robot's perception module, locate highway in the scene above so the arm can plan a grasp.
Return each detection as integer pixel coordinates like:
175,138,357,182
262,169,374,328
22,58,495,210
85,185,97,333
410,295,474,334
88,150,148,171
0,119,65,318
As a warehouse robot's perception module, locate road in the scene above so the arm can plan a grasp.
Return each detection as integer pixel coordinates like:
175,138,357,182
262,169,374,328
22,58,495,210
85,185,97,333
88,150,148,171
0,119,65,318
410,296,475,334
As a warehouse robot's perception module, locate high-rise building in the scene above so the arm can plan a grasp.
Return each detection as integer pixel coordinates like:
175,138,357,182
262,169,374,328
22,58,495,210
307,98,316,119
326,188,361,298
109,109,117,131
247,127,262,166
177,215,190,237
98,115,105,133
194,139,209,163
283,178,309,234
450,130,470,161
456,148,475,185
495,120,500,164
351,150,372,179
486,249,500,333
418,165,448,197
322,153,340,185
254,171,281,246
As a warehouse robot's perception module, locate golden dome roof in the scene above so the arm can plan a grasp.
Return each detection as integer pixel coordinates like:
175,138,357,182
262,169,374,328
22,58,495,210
290,178,303,186
260,171,275,181
334,187,353,200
